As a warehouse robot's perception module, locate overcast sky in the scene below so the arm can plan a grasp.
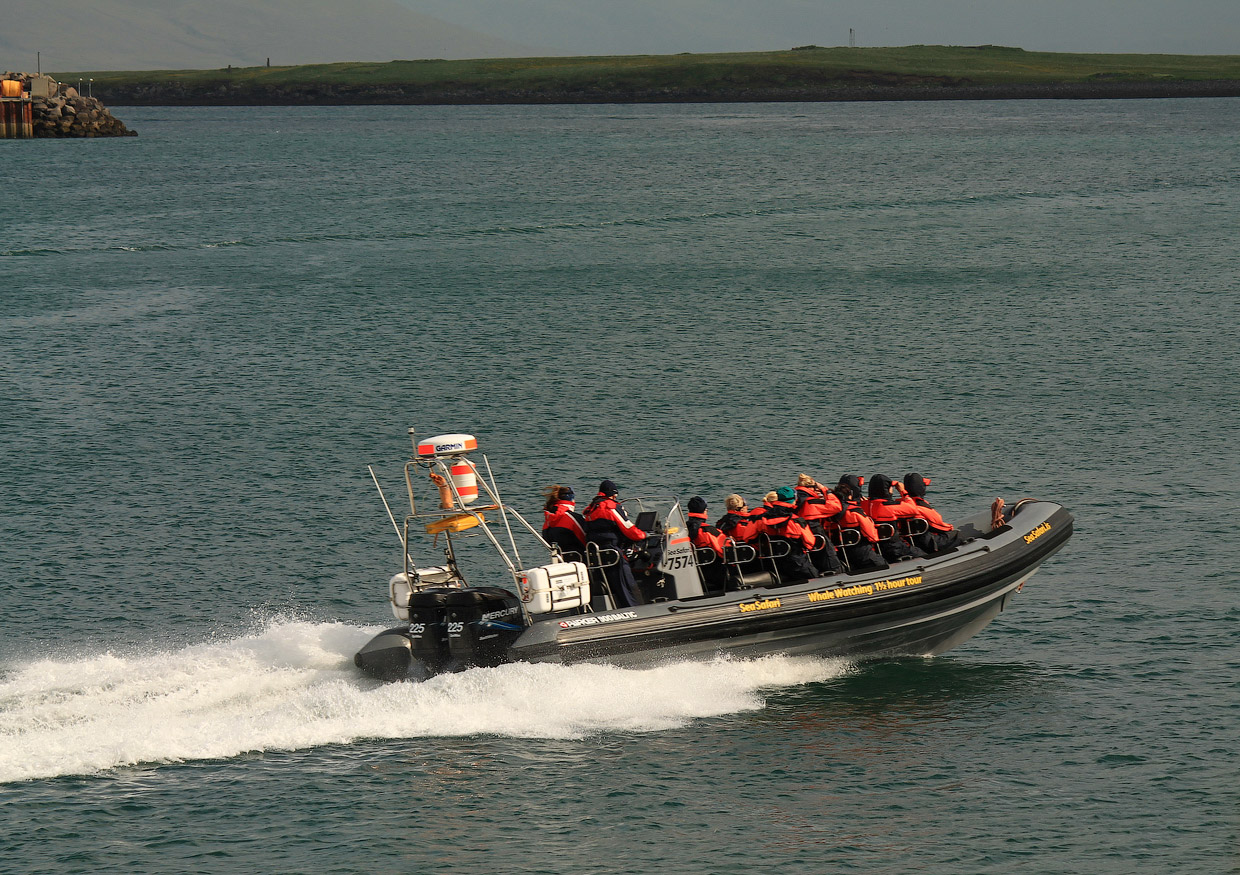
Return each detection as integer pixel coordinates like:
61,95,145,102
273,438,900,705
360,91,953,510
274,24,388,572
4,0,1236,71
404,0,1240,57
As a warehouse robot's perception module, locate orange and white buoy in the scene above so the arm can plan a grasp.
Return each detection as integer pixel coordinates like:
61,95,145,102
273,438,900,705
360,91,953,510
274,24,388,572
448,459,479,504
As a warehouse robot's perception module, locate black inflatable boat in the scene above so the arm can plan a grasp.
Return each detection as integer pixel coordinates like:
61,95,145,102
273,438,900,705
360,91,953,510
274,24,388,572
354,431,1073,682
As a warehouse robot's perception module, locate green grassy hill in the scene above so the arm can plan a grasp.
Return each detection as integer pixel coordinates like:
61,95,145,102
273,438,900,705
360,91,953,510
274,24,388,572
56,45,1240,105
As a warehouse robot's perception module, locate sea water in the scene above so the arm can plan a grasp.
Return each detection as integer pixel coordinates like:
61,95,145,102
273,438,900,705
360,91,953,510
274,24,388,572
1,100,1237,873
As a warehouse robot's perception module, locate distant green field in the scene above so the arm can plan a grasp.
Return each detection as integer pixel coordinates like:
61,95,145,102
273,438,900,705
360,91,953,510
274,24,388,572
54,45,1240,104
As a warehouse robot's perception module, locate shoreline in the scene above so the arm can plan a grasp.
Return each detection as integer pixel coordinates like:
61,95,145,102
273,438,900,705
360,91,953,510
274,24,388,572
101,78,1240,106
94,76,1240,106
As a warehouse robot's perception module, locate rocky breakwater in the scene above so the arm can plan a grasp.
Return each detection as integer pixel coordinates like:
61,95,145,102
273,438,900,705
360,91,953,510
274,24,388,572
4,72,136,137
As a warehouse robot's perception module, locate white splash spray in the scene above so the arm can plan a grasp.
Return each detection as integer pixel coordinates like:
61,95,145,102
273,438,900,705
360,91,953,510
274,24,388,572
0,619,849,783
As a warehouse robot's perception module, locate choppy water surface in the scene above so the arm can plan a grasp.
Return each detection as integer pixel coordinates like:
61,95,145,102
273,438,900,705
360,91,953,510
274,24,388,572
1,100,1237,874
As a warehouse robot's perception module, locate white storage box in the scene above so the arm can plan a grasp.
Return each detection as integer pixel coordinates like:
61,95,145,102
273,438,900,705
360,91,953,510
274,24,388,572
388,566,460,620
519,562,590,614
389,573,414,621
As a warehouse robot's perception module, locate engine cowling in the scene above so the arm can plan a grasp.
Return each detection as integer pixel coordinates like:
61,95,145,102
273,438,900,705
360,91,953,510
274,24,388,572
443,587,526,672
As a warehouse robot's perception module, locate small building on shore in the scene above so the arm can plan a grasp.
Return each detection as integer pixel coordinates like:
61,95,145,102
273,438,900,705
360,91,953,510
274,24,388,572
1,75,34,138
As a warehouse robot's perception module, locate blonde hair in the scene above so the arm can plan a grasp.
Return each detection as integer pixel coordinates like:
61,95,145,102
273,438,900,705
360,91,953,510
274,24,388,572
725,493,746,511
796,473,816,487
763,491,778,504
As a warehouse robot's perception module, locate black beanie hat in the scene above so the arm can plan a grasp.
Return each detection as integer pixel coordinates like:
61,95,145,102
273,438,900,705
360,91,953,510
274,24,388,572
687,496,707,513
868,474,891,499
599,480,619,496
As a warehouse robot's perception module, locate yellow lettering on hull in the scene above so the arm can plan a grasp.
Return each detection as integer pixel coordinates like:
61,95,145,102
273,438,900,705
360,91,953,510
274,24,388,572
807,575,924,603
1023,522,1052,545
739,597,782,614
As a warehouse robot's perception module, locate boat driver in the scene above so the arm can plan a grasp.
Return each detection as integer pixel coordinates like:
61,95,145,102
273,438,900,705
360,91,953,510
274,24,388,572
583,480,647,608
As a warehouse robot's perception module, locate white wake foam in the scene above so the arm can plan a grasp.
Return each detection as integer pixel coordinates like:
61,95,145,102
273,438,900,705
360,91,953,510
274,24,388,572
0,619,849,783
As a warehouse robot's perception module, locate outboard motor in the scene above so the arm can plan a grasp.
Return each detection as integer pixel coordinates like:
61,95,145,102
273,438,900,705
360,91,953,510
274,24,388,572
443,587,527,672
355,571,464,682
354,627,422,681
404,587,458,675
354,586,460,681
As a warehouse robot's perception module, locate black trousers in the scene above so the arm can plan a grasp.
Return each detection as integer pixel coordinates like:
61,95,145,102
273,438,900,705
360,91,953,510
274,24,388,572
804,520,845,574
843,541,888,573
589,538,646,607
769,538,819,583
914,528,962,555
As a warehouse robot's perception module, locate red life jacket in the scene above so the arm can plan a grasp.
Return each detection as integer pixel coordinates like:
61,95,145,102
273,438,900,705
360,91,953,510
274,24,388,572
687,511,727,557
794,485,844,524
756,501,816,550
909,496,954,532
860,496,922,523
583,494,647,541
839,500,880,544
716,508,759,542
543,500,586,547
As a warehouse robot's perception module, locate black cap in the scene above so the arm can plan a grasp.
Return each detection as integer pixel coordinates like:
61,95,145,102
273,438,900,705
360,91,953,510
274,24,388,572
904,473,928,497
868,474,891,499
599,479,619,496
687,496,707,513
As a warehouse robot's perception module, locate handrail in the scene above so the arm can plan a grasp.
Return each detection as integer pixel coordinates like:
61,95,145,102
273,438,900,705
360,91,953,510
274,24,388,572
584,543,621,607
831,527,862,547
899,517,929,536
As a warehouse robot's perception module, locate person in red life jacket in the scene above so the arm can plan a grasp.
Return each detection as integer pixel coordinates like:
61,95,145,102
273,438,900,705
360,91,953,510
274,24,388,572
715,493,760,543
583,479,647,607
541,484,587,560
794,474,846,574
902,473,963,554
832,475,888,572
686,496,728,593
753,486,819,582
714,493,764,581
794,474,844,525
861,474,929,562
686,496,727,557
